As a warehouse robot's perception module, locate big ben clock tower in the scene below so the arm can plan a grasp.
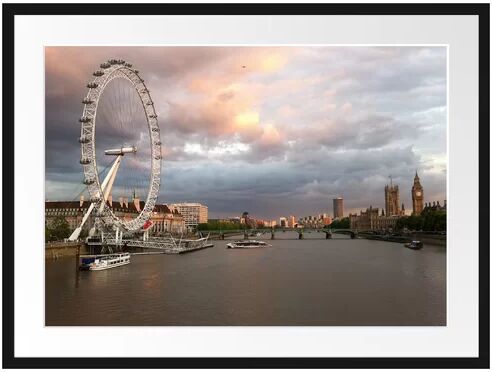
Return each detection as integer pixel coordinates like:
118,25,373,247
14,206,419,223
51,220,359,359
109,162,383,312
412,171,424,216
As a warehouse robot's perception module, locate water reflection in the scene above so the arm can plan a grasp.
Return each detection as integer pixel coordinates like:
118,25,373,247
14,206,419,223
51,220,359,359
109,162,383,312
46,231,446,326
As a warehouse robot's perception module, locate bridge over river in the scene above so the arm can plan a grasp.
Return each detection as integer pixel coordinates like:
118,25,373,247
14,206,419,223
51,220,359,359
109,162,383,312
198,228,380,240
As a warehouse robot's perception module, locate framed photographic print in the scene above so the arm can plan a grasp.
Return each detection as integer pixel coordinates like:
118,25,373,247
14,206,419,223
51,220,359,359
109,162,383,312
3,2,489,369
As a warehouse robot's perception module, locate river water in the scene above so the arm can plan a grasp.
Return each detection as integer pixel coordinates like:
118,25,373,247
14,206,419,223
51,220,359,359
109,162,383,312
46,231,446,326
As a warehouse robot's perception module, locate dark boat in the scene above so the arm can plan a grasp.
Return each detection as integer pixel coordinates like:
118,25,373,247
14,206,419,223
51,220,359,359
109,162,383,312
404,240,423,250
79,257,95,270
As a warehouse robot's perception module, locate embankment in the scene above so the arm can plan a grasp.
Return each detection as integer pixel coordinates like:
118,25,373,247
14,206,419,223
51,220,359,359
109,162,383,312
45,241,88,259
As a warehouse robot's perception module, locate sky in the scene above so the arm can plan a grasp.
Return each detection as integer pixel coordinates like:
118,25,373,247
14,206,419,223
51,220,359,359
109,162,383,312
45,46,447,220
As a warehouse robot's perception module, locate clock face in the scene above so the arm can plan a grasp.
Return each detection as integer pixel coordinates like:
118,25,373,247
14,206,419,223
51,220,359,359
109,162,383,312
416,191,422,197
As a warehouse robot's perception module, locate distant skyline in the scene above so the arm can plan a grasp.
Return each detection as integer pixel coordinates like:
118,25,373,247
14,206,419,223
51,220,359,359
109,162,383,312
45,46,447,220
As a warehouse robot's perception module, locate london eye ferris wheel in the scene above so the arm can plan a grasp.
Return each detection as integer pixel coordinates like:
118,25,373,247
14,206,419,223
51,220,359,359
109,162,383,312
69,59,162,241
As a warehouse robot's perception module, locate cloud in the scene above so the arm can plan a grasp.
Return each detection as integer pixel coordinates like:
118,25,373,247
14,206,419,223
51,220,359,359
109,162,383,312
45,46,447,220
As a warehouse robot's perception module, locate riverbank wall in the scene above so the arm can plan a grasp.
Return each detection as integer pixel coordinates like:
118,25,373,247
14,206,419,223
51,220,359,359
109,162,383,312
362,233,446,247
412,233,447,246
45,241,88,260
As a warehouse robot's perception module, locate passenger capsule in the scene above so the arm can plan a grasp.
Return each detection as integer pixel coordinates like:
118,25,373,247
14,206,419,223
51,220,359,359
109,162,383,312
155,140,162,146
108,59,118,65
124,63,132,68
87,82,98,89
93,70,104,77
79,117,91,123
80,158,91,165
149,114,157,119
82,98,94,104
151,127,160,132
79,135,91,144
100,62,111,69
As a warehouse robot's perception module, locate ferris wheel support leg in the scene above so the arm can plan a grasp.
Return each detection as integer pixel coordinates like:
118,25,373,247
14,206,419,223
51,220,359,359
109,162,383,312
115,227,122,244
98,155,123,213
68,202,95,241
68,156,123,242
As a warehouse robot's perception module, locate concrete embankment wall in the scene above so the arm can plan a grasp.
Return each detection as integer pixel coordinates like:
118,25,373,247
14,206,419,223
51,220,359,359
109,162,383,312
45,242,88,259
412,233,446,247
362,233,446,247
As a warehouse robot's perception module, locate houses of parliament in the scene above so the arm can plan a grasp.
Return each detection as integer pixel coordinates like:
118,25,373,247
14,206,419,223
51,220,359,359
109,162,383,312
384,171,424,217
349,171,445,231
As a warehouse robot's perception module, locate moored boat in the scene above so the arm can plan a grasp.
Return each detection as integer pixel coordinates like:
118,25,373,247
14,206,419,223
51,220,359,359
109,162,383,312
80,252,131,271
227,240,271,249
404,240,423,250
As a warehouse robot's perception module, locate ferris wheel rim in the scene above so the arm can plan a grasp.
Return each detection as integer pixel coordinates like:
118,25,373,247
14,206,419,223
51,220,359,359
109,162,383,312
79,59,161,232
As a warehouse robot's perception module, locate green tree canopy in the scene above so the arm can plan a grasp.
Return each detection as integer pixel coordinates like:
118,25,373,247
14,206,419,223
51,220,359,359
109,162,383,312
329,217,350,229
197,221,246,231
396,210,446,232
45,216,71,242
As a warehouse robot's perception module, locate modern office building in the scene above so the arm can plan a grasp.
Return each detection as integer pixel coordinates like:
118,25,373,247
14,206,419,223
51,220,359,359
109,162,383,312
288,215,296,228
169,202,208,230
333,197,344,219
322,216,332,226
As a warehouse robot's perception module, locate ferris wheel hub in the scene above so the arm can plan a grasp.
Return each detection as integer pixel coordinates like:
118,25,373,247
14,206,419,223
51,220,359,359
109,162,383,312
104,146,137,156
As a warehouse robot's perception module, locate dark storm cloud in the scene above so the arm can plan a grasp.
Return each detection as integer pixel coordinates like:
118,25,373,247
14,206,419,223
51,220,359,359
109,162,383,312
45,46,447,219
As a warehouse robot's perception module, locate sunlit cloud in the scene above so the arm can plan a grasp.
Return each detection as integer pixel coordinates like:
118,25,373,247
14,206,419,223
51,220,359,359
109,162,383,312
45,46,447,219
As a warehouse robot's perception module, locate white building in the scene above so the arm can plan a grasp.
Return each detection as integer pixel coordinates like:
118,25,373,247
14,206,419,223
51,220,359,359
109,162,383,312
169,202,208,230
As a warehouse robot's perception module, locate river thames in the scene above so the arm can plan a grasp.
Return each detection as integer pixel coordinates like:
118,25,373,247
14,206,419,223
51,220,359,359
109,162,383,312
45,231,446,326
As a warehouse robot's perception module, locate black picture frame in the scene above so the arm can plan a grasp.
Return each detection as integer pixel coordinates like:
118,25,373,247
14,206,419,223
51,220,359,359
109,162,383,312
2,2,489,369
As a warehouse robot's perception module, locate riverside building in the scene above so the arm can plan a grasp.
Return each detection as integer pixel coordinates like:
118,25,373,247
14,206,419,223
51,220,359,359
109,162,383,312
169,202,208,230
348,206,399,231
45,196,185,238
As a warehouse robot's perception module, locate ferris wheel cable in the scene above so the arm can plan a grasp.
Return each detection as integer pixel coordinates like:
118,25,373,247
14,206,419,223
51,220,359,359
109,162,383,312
66,157,117,203
110,82,121,132
124,80,131,124
115,80,123,130
107,81,122,132
124,82,130,124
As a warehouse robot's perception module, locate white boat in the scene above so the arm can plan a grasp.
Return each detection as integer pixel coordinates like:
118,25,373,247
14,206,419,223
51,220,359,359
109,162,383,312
80,252,131,271
404,240,424,250
226,240,271,249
